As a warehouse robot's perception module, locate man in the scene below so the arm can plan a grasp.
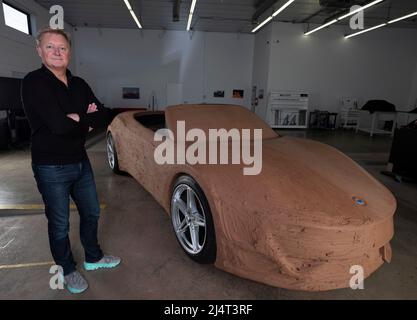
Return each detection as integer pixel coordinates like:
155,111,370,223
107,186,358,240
21,28,120,294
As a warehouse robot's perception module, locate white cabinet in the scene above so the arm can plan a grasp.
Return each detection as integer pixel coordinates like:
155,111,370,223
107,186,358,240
267,92,309,129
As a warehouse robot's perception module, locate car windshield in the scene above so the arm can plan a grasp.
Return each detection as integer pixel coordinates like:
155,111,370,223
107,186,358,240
165,104,278,140
134,112,166,132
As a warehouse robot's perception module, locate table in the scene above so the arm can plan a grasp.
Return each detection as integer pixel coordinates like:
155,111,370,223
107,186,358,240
356,111,398,137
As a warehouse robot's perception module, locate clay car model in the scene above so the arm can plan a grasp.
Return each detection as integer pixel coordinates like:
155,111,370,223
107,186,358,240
106,104,396,291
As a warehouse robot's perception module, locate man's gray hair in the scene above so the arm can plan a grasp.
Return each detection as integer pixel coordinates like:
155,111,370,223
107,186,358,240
36,28,71,47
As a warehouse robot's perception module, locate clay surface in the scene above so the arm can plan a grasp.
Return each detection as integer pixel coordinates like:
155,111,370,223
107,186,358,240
108,104,396,291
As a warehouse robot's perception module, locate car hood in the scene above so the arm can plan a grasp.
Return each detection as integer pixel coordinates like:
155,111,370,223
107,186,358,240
197,136,396,229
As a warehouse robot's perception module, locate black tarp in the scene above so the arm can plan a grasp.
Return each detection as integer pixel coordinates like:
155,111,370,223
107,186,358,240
361,100,396,114
389,128,417,179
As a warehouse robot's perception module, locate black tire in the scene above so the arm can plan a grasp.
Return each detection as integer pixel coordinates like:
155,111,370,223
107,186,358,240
171,175,216,264
106,132,122,174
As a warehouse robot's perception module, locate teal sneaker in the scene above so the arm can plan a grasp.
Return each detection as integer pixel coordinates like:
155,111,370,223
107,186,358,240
83,255,121,271
64,271,88,294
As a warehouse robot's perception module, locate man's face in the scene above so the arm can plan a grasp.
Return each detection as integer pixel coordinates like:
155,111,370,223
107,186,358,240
36,33,71,70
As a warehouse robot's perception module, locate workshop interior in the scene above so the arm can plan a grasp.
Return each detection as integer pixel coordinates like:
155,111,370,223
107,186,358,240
0,0,417,301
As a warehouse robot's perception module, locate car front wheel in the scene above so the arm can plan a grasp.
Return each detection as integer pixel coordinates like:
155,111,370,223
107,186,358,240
171,175,216,264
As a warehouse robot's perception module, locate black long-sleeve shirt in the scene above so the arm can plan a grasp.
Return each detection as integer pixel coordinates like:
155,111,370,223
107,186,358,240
21,64,110,164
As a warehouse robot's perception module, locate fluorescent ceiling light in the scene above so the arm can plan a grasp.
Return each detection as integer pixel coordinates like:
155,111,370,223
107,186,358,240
252,0,295,33
272,0,295,17
190,0,197,13
388,11,417,24
187,0,198,31
123,0,132,11
345,23,386,39
123,0,142,29
345,9,417,39
130,10,142,28
304,0,383,36
252,16,273,33
304,19,338,36
337,0,383,20
186,14,193,31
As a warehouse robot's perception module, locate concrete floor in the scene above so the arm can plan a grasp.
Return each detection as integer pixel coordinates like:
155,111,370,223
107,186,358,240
0,129,416,299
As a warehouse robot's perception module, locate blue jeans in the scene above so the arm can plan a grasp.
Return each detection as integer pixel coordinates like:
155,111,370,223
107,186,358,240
32,159,103,275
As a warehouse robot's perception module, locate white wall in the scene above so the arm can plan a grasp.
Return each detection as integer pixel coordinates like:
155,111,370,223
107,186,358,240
251,24,272,119
204,32,254,107
73,28,254,110
0,0,74,78
264,22,417,115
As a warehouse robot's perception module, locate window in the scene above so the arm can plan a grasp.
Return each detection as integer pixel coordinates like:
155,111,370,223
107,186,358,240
2,2,31,35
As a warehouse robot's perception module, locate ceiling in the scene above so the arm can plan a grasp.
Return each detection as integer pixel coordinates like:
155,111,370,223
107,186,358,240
33,0,417,33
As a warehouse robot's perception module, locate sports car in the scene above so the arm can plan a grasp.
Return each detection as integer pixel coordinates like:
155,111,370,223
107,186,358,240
106,104,396,291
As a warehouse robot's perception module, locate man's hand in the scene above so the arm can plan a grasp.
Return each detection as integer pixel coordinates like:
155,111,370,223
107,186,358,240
87,103,98,114
67,113,80,122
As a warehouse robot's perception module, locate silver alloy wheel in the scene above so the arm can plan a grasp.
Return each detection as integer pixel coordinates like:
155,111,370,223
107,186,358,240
107,134,115,169
171,184,207,255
